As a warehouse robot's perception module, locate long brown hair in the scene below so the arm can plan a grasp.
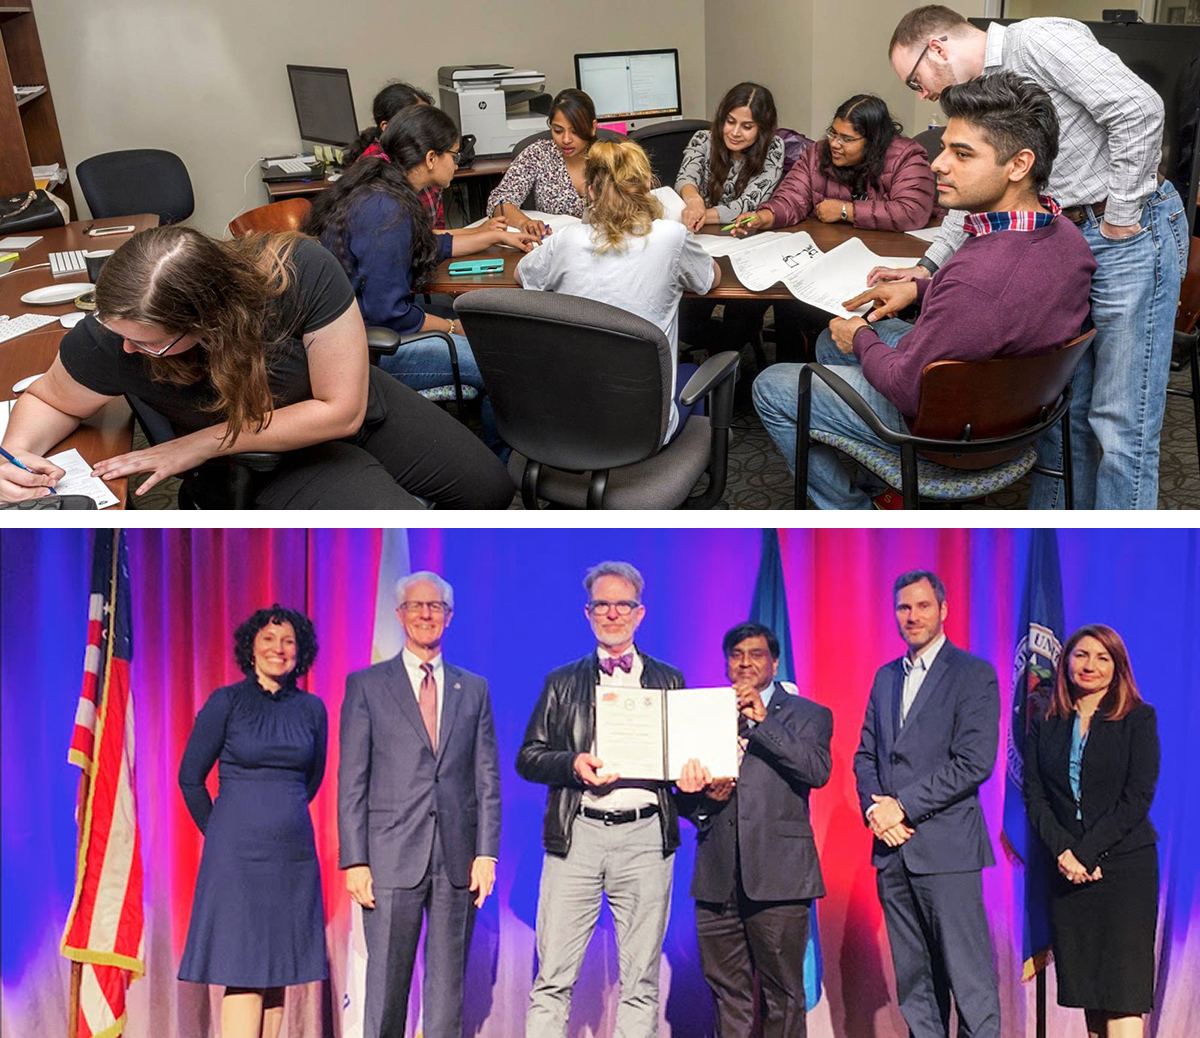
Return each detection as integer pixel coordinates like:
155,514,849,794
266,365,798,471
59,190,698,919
583,140,662,253
1049,624,1145,722
94,225,299,446
705,82,777,207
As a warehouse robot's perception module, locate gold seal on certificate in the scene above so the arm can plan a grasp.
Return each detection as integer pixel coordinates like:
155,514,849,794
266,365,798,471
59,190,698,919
594,686,739,781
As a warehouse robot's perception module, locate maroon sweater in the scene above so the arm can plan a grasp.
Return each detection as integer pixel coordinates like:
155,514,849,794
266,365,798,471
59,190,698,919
763,136,938,231
852,216,1096,421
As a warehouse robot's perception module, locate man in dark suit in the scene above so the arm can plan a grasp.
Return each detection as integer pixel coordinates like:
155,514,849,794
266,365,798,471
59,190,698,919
680,622,833,1038
517,560,703,1038
338,571,501,1038
853,570,1001,1038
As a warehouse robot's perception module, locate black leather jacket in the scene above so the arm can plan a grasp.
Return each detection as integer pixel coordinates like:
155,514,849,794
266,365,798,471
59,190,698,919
516,648,685,857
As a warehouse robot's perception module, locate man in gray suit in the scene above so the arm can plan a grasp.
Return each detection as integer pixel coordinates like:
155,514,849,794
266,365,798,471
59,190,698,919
338,571,501,1038
681,622,832,1038
853,570,1001,1038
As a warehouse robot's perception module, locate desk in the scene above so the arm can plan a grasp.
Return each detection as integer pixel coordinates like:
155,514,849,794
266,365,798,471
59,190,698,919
264,157,514,222
424,219,933,297
0,214,159,508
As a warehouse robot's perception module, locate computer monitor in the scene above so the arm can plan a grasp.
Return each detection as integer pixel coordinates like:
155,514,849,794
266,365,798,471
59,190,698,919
286,65,359,146
574,50,682,122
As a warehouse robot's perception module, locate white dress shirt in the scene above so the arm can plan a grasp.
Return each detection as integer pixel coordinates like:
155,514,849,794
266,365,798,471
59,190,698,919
584,646,658,812
901,632,946,725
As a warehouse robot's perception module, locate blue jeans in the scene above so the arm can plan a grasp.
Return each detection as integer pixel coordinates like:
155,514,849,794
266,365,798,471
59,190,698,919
376,332,484,392
753,320,911,509
1030,182,1190,509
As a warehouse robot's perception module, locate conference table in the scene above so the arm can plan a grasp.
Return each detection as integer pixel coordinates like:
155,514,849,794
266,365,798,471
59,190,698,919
424,219,933,298
0,214,159,509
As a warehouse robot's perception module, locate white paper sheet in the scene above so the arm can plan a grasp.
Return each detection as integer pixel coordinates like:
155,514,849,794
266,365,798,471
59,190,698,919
695,231,792,258
665,687,739,780
650,186,687,223
45,448,118,508
595,686,666,780
781,237,908,318
904,225,943,243
729,232,821,292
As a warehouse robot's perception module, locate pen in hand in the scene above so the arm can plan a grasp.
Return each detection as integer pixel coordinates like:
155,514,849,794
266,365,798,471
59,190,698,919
0,445,57,494
720,214,756,232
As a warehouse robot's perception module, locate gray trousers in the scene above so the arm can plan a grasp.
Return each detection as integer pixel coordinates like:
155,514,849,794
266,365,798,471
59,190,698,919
526,814,674,1038
876,859,1000,1038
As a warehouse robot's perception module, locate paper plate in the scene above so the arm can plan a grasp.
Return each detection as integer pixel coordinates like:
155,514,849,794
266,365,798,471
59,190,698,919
20,282,95,306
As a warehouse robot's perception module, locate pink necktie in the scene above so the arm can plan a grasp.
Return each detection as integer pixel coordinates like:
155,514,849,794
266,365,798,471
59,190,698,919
419,662,438,751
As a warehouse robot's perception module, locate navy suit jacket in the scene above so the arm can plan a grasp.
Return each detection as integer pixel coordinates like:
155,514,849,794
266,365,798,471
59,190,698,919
853,640,999,874
682,682,833,902
337,652,501,889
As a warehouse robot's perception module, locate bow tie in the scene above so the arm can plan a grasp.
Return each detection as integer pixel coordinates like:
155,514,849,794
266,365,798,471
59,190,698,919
598,653,633,676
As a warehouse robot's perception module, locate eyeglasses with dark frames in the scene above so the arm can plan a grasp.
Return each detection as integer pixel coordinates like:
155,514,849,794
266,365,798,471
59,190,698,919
906,35,949,91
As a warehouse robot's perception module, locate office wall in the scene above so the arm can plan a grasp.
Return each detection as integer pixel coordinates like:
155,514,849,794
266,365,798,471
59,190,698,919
705,0,986,143
34,0,706,234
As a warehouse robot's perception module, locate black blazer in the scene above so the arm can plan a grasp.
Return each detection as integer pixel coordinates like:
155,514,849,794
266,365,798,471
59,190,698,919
1023,702,1159,872
853,640,1000,874
516,647,685,857
681,682,832,903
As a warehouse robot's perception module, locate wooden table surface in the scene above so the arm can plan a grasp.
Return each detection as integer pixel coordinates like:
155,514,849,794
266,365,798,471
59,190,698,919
265,156,514,199
424,219,935,299
0,214,159,509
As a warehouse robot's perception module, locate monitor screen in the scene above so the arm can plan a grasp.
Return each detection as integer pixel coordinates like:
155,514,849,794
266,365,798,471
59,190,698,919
287,65,359,146
574,50,682,121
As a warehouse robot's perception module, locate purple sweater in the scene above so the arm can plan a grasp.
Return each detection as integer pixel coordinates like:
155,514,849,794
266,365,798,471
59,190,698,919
763,136,939,231
852,216,1096,421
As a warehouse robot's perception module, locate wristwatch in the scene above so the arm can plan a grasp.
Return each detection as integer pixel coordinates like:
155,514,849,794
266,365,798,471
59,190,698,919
841,203,848,222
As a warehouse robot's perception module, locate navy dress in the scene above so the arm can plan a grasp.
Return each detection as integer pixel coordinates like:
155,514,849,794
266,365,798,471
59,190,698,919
178,675,329,987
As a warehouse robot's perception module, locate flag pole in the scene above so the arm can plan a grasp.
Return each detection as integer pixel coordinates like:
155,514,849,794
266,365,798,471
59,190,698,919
1036,969,1046,1038
67,766,91,1038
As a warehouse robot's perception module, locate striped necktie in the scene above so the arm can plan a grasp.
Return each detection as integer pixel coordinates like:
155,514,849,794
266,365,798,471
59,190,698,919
737,713,751,769
419,662,438,751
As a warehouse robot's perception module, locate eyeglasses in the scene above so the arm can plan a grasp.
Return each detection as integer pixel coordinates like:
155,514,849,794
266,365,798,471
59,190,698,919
447,148,463,167
95,317,188,356
906,35,948,91
399,600,451,614
587,600,641,617
826,128,865,146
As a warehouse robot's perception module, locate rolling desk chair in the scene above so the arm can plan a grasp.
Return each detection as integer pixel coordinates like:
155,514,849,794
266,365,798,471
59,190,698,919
628,119,709,188
913,127,945,164
76,150,195,225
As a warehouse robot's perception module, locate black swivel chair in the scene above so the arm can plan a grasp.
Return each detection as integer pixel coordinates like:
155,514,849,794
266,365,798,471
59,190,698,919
76,150,195,225
912,127,945,164
454,289,739,509
629,119,710,188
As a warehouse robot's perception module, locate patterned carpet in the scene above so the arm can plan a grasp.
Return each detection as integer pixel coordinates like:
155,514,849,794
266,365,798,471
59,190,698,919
130,346,1200,512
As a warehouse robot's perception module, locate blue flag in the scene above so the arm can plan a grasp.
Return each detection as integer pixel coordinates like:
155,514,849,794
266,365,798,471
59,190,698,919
748,529,822,1008
1003,528,1062,979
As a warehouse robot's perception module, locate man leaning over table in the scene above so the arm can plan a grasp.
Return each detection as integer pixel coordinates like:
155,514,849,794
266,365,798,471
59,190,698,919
874,5,1189,509
752,72,1094,510
515,560,706,1038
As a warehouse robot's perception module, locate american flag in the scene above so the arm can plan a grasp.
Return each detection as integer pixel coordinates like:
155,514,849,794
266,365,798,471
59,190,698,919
61,530,144,1038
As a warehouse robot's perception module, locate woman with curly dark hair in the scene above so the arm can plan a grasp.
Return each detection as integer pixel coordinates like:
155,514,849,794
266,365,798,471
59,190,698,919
734,93,937,233
305,104,533,401
178,606,327,1038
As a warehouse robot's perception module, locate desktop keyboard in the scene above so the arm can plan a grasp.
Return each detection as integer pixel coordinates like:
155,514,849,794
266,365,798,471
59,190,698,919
272,157,312,174
0,313,58,344
49,250,87,276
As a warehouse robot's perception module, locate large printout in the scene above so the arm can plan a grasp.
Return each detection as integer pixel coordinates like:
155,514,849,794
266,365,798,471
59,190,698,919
595,686,738,781
696,230,792,258
729,232,820,291
782,238,918,318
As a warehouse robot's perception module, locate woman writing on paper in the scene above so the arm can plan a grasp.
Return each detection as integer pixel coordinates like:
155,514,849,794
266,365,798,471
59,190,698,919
735,94,936,234
306,104,534,406
178,605,327,1038
515,138,720,443
486,89,603,239
1023,624,1160,1038
676,82,785,232
0,225,514,507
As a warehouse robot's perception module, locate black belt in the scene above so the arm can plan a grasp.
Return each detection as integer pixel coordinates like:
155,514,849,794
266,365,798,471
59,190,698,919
1062,198,1106,225
579,804,659,826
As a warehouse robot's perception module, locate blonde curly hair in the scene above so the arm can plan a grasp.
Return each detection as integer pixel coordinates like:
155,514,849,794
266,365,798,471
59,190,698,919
584,140,663,253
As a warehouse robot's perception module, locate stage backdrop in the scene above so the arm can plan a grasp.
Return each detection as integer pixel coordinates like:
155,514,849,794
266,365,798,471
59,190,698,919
2,528,1197,1038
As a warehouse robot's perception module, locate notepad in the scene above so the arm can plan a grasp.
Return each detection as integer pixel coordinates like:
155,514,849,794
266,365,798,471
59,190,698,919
44,448,118,509
0,236,43,250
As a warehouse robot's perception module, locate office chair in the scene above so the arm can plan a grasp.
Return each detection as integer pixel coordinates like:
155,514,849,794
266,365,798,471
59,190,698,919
913,127,945,164
793,330,1096,509
1167,235,1200,476
227,198,313,237
454,289,739,509
76,150,195,225
628,119,709,188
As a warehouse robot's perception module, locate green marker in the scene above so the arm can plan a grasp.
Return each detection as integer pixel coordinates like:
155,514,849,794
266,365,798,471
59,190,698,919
720,214,756,232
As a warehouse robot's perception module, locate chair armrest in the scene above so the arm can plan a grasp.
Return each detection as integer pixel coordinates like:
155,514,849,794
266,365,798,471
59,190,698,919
365,325,401,359
224,452,283,473
679,350,740,407
801,364,911,446
397,330,466,411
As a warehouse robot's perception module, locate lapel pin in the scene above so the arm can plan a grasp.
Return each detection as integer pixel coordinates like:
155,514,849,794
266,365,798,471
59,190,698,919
454,682,461,690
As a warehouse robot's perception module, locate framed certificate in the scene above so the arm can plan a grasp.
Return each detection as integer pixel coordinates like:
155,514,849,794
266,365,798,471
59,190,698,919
594,686,739,781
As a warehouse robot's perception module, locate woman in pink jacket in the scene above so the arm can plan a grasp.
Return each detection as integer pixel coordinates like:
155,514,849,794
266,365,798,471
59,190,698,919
737,94,937,233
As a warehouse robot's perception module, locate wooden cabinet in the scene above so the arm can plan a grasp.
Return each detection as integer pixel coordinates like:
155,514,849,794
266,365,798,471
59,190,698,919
1,2,75,217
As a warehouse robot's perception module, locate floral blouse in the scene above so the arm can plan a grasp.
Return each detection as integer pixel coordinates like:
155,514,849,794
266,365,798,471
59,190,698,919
675,129,785,225
486,138,586,218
